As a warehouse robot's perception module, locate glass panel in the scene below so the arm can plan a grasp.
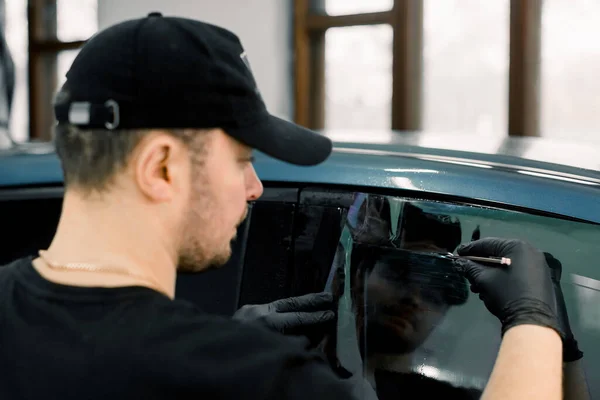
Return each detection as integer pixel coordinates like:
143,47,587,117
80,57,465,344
541,0,600,142
57,49,80,89
423,0,509,137
57,0,98,42
5,0,28,142
325,25,393,130
325,0,393,16
239,200,297,306
313,192,600,397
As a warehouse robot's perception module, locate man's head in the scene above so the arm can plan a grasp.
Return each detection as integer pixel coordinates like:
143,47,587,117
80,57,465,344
53,13,332,271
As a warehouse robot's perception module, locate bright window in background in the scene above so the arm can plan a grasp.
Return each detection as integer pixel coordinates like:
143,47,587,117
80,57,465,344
57,0,97,42
5,0,27,142
541,0,600,142
325,24,393,130
423,0,509,137
325,0,393,16
4,0,97,142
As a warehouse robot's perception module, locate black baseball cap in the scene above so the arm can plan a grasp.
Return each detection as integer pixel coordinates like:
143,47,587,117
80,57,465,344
53,12,332,166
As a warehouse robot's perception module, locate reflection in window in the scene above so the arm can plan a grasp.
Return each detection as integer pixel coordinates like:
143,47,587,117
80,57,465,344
321,193,600,398
541,0,600,142
324,196,484,398
325,25,392,130
325,0,393,16
423,0,509,137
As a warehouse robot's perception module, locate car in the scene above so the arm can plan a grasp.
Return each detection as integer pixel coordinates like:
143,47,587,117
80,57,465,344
1,130,600,396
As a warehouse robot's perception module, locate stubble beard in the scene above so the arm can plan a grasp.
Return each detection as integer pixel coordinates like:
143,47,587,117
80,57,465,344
177,190,228,273
176,185,247,274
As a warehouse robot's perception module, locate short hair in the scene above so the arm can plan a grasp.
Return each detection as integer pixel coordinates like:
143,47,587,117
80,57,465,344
54,124,202,193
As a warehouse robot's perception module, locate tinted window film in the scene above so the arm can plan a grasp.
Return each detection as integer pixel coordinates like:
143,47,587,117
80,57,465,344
301,191,599,398
290,204,346,297
238,192,298,306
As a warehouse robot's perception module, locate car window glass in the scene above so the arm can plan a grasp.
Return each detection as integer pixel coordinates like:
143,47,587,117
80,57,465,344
312,192,600,398
238,190,298,306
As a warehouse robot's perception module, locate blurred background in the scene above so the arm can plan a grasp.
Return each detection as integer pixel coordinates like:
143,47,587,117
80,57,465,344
1,0,599,146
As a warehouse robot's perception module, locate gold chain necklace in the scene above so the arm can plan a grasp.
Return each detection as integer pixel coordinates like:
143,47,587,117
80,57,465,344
37,250,166,295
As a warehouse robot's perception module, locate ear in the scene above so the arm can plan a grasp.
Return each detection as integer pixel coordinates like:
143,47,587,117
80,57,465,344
133,132,189,203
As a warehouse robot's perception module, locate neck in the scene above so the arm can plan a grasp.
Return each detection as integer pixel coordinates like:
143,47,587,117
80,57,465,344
364,352,414,389
43,189,178,298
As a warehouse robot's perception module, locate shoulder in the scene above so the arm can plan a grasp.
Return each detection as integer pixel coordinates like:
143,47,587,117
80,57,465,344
0,257,32,281
0,256,32,270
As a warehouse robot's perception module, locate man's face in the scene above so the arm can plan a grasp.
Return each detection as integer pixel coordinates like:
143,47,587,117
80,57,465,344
359,243,454,355
177,130,263,272
364,259,450,355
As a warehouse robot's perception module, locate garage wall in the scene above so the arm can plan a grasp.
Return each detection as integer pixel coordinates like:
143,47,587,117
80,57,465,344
97,0,294,120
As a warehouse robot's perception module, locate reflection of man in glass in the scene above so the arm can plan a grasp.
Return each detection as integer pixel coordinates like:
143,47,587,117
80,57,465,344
327,198,480,398
359,203,467,359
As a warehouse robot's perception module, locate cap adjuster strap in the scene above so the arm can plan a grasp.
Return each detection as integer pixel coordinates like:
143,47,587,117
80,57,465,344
103,100,120,130
67,102,91,125
65,99,120,130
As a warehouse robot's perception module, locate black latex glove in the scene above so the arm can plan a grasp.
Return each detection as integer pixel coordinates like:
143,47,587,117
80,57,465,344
545,252,584,362
233,292,335,339
456,238,563,338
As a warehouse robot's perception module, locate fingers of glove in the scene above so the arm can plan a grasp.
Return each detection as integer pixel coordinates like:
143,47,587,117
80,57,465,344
232,304,266,320
271,292,333,313
457,237,515,257
269,310,336,330
455,259,487,283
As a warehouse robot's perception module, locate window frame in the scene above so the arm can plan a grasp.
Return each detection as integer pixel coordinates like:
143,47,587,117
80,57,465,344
294,0,543,136
27,0,89,141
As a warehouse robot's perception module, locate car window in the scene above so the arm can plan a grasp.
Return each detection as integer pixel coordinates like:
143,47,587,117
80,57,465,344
296,188,600,398
238,188,299,306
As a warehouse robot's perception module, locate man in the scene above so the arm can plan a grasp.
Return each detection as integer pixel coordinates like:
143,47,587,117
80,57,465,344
0,12,562,399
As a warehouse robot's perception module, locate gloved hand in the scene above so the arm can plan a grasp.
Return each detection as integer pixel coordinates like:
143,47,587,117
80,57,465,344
456,238,563,338
233,292,335,338
545,252,584,362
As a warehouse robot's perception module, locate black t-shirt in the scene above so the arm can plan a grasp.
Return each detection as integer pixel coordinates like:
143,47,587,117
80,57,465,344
0,257,366,400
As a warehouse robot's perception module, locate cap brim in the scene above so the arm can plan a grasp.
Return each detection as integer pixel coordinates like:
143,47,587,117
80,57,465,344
226,115,332,166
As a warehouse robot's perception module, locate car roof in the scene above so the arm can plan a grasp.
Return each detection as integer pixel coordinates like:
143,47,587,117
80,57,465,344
323,130,600,174
1,132,599,223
